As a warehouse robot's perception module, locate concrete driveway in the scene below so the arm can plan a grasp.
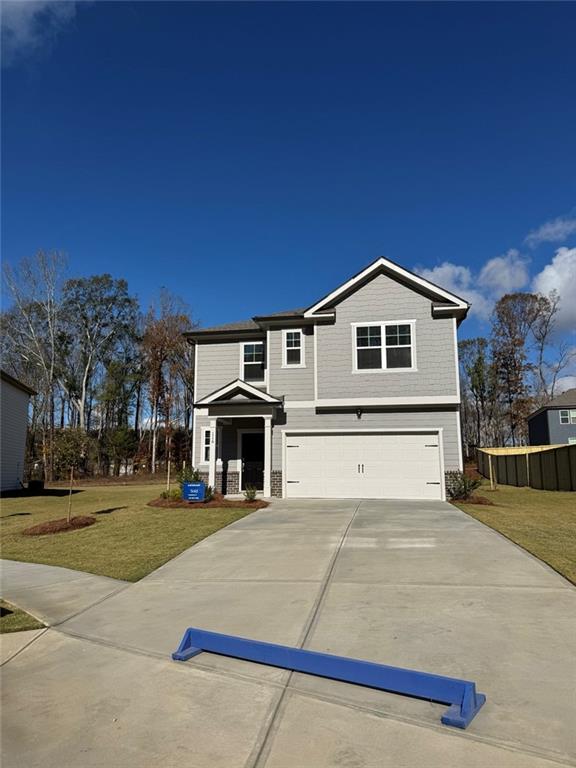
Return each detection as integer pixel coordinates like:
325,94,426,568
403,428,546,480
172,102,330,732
2,499,575,767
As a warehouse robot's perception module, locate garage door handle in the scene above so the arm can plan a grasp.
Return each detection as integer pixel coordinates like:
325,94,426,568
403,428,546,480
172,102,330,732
287,480,300,484
425,444,438,448
426,482,441,485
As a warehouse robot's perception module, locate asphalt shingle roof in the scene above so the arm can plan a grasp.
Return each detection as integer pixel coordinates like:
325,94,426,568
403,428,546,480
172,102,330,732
544,388,576,408
194,308,306,334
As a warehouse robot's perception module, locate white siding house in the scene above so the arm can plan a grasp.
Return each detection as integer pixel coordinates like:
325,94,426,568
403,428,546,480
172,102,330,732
1,370,35,492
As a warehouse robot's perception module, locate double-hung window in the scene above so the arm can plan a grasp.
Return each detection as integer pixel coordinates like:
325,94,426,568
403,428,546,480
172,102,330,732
242,342,265,383
283,329,305,367
560,409,576,425
354,322,415,371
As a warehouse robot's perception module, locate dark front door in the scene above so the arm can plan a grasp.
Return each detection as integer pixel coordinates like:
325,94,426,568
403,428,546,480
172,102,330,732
241,432,264,490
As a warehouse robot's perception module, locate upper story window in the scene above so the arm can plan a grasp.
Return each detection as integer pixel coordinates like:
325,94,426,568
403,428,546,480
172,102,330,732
242,342,265,383
353,321,416,372
283,329,305,368
559,409,576,425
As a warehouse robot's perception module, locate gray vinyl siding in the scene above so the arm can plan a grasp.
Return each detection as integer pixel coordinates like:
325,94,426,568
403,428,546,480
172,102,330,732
196,340,261,400
268,327,315,401
272,408,461,471
547,409,576,445
194,408,460,476
1,380,30,491
316,272,458,400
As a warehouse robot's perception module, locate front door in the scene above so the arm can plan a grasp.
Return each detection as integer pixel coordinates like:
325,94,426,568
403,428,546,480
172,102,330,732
241,432,264,490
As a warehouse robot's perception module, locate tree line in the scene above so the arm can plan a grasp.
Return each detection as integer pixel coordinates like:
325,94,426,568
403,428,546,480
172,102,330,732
459,291,573,455
2,252,573,479
1,251,196,480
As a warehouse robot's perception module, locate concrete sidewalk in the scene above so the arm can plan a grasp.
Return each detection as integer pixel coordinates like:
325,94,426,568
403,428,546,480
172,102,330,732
2,500,575,767
0,559,130,625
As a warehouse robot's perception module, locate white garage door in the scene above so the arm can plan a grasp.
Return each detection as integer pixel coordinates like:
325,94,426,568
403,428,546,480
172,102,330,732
285,432,443,500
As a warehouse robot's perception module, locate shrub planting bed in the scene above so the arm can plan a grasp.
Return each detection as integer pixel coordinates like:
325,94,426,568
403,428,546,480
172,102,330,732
148,493,269,511
22,516,97,536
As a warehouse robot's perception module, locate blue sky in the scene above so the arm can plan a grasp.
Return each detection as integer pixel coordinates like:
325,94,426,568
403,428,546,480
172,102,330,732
2,1,575,341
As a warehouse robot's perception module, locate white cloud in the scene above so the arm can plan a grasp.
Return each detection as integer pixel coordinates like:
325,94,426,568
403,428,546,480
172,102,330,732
532,247,576,333
1,1,78,67
478,249,530,294
555,376,576,394
525,213,576,249
416,250,529,321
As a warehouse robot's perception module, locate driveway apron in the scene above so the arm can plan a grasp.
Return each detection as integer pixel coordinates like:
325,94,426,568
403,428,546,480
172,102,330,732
2,499,574,768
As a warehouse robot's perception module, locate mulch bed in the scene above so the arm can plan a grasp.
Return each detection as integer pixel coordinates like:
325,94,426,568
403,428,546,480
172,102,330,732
458,494,495,505
148,494,269,511
22,516,97,536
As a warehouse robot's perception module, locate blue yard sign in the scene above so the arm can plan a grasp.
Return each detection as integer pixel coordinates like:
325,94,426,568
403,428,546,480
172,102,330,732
181,482,206,502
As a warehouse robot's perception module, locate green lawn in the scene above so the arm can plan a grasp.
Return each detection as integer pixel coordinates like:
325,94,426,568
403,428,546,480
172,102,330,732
455,482,576,584
0,600,45,634
0,484,255,581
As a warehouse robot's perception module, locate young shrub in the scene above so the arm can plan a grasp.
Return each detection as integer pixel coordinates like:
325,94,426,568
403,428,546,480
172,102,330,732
204,485,214,502
448,471,481,501
244,484,257,502
178,465,201,491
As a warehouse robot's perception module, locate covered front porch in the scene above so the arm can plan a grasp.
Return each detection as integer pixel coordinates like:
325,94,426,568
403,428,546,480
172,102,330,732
194,380,283,497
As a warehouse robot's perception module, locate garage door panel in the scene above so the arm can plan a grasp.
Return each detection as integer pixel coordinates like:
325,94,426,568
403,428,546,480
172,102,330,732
285,432,442,500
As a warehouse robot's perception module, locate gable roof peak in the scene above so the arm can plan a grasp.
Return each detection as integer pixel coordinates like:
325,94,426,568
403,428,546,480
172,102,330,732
304,256,469,318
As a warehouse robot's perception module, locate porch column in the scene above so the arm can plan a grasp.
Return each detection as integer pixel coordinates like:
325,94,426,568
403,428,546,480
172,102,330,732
208,418,217,488
263,416,272,497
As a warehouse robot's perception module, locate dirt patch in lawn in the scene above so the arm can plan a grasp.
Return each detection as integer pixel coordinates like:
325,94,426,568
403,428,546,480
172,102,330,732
148,495,269,511
22,516,97,536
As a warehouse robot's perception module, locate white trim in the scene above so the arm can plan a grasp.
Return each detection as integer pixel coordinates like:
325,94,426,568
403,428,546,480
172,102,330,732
438,428,446,500
315,396,459,407
196,378,279,405
283,396,460,409
304,257,469,318
199,425,222,466
313,326,318,401
456,410,464,471
282,427,445,434
281,427,447,502
237,427,265,489
263,416,272,497
281,328,306,369
283,396,460,408
192,342,198,467
434,305,464,313
351,320,417,374
453,318,460,402
239,340,267,388
208,419,217,487
210,412,275,419
266,329,271,392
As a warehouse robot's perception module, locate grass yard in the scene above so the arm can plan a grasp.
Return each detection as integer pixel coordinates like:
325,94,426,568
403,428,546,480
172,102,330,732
0,484,256,581
0,600,45,634
455,482,576,584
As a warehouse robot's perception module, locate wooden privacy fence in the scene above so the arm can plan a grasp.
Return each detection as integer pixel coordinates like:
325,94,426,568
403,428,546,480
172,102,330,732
477,445,576,492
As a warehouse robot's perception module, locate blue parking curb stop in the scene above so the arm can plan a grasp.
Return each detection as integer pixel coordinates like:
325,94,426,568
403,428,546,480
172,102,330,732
172,627,486,729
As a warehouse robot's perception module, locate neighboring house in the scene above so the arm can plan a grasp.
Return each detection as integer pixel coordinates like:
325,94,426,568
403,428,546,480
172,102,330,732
527,389,576,446
1,370,36,492
186,257,469,500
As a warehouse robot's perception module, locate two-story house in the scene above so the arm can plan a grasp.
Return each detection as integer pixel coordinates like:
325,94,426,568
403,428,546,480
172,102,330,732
186,257,469,500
